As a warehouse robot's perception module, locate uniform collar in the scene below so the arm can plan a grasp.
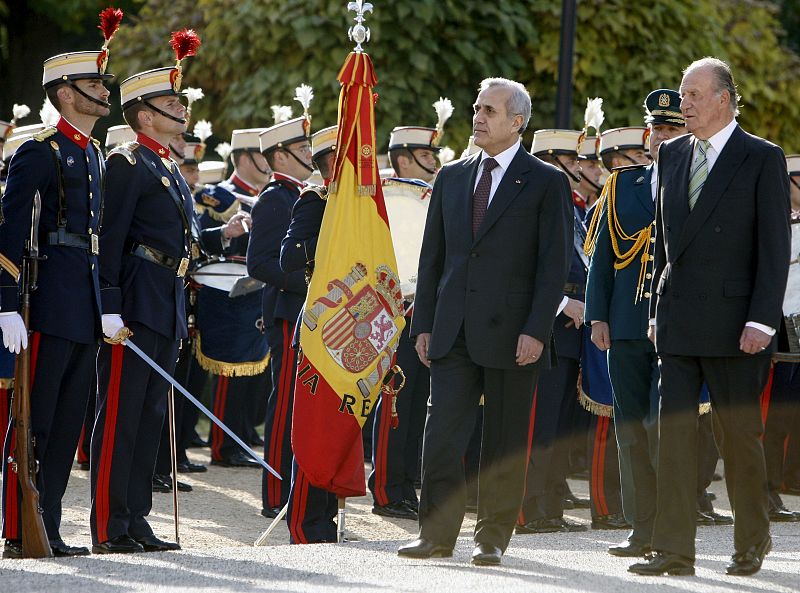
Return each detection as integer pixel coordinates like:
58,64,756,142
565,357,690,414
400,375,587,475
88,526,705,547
136,133,170,159
572,189,586,211
56,116,91,150
230,173,259,196
272,172,305,191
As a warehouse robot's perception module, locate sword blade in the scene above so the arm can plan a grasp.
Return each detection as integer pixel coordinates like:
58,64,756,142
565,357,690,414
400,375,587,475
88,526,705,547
123,338,282,480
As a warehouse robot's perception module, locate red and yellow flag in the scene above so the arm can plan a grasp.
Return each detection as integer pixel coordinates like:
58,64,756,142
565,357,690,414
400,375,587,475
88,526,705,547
291,52,405,497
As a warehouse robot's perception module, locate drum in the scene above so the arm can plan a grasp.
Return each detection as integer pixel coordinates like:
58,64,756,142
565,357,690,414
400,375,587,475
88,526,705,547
191,258,248,293
782,219,800,352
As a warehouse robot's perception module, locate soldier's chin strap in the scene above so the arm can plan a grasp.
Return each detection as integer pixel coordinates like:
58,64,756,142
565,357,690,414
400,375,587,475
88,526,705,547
66,80,111,109
143,99,187,125
584,176,602,192
283,147,314,173
247,151,270,176
408,149,437,177
791,177,800,192
554,156,582,184
619,152,642,167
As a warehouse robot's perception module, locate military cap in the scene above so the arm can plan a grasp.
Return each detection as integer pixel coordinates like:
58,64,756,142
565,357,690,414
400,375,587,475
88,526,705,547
788,155,800,176
198,160,227,185
231,128,266,153
181,133,205,164
599,127,648,155
389,97,453,153
530,129,582,157
2,133,34,162
644,89,684,126
578,135,600,161
311,125,338,160
259,117,310,154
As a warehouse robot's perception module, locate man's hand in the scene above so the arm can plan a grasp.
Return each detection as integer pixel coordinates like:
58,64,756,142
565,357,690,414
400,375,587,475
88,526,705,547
415,333,431,368
516,334,544,366
591,321,611,351
647,324,656,345
563,298,585,329
740,326,771,355
0,313,28,354
222,212,252,239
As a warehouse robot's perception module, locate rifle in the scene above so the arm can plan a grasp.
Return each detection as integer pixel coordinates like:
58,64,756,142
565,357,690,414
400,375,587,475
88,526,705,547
9,190,52,558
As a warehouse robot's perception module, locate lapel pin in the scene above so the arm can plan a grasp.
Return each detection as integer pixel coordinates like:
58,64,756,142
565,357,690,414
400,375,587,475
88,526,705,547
515,179,521,184
161,176,171,187
636,176,644,183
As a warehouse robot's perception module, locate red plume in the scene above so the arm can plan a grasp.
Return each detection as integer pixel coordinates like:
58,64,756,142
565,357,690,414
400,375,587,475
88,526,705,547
98,7,124,43
170,29,202,62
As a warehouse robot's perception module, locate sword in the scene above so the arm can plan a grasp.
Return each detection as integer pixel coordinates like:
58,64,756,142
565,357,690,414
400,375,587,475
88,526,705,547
122,338,282,480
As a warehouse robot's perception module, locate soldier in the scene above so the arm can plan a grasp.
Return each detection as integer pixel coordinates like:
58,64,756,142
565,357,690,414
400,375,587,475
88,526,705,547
279,124,340,542
370,103,453,521
90,29,200,554
247,116,313,518
0,9,121,557
578,135,604,208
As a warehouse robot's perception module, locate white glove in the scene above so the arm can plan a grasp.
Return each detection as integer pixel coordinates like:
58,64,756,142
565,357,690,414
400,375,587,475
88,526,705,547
0,312,28,354
101,314,125,340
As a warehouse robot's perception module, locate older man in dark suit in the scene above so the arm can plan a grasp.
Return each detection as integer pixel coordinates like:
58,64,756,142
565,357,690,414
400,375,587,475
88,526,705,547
630,58,791,577
397,77,572,566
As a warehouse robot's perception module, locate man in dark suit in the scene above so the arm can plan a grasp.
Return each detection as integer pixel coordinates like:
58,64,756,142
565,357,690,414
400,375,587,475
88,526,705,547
630,58,791,577
397,77,572,566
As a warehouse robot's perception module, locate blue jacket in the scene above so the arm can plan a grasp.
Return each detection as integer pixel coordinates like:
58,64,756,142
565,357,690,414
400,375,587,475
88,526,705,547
0,121,103,344
99,141,195,340
247,178,307,328
585,164,654,341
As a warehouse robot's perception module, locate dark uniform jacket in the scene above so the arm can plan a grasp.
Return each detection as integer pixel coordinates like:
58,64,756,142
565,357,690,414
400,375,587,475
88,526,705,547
99,138,194,340
651,127,791,356
0,118,103,344
585,164,654,341
412,144,572,369
247,176,307,328
552,201,588,361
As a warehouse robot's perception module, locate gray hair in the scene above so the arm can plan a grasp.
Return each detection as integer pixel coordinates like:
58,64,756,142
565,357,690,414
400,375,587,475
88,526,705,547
478,77,532,133
683,57,740,116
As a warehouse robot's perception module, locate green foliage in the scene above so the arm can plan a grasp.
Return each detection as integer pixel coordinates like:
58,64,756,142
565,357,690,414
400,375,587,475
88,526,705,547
110,0,800,153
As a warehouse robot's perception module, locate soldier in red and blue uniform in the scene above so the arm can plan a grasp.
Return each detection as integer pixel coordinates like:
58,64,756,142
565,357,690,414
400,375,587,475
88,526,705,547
0,41,115,558
90,34,200,554
247,116,313,518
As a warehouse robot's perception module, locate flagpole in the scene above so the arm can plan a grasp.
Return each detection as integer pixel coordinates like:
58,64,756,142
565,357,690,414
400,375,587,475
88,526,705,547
337,497,346,543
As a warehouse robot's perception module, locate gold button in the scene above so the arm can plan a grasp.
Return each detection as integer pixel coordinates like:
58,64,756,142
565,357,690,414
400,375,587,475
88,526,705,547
646,273,652,279
644,291,652,298
88,175,92,181
649,255,654,261
296,243,301,248
91,211,95,217
88,228,93,234
650,237,656,243
91,264,95,270
162,176,171,187
89,192,93,198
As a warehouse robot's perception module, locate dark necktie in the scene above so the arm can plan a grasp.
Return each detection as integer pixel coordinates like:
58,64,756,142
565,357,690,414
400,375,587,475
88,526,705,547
472,157,499,237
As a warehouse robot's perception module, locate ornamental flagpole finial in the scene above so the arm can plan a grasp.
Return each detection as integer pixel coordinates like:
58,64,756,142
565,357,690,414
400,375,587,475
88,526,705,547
347,1,373,52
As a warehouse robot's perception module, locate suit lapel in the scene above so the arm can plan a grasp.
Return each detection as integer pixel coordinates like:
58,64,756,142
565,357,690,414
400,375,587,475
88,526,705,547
664,137,693,237
673,126,747,261
452,153,481,247
473,145,530,244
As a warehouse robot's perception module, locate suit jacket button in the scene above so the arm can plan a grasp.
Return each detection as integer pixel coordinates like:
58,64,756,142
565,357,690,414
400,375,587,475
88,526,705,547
644,291,652,298
470,252,478,258
666,225,671,232
714,226,721,232
646,273,652,279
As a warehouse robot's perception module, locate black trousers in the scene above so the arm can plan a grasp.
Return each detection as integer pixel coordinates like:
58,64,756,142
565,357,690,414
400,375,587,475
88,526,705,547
90,323,179,544
286,458,338,544
653,353,771,559
2,332,95,542
419,331,537,551
209,373,269,461
764,362,800,492
519,357,578,522
588,414,622,518
76,373,97,466
607,339,659,542
262,319,296,512
369,324,428,506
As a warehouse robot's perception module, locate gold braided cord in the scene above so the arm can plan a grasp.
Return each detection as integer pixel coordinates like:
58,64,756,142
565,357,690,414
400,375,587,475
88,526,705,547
583,170,654,303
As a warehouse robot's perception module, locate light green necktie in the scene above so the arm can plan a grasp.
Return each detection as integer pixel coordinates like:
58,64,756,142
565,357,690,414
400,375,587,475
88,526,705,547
688,139,710,210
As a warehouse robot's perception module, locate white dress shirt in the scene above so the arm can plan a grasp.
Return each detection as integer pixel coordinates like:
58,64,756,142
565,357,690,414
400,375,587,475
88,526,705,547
474,140,520,207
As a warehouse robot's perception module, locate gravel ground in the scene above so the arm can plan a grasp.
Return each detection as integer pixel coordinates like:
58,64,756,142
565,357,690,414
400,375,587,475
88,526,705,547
1,447,799,592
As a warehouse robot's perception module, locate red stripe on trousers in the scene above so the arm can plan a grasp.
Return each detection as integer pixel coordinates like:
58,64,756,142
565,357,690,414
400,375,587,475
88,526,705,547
591,417,610,516
3,332,42,539
211,376,229,460
517,388,538,526
267,321,293,508
95,345,124,543
373,389,393,506
76,423,89,464
759,364,775,428
0,387,10,442
289,468,309,544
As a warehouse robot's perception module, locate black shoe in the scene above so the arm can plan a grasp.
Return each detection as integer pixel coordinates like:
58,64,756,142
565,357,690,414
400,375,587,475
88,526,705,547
696,509,733,525
629,551,695,576
177,460,207,473
152,474,172,493
592,513,631,530
133,534,181,552
769,507,800,522
92,534,144,554
471,542,502,566
726,536,771,576
188,434,209,448
78,461,90,471
3,540,23,559
563,493,590,509
50,539,90,557
516,517,578,534
372,501,418,520
261,506,282,519
250,434,265,447
404,498,419,513
210,451,260,468
397,538,453,559
608,539,652,557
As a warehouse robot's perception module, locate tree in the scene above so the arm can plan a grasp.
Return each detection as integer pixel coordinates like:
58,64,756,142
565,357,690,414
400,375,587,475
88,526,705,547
108,0,800,152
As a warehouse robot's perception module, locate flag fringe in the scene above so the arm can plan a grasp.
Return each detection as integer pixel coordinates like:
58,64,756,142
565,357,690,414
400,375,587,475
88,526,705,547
578,386,614,417
0,378,13,389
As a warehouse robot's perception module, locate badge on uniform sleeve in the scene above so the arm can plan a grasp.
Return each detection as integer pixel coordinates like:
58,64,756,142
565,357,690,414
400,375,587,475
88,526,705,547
161,176,171,187
66,156,75,167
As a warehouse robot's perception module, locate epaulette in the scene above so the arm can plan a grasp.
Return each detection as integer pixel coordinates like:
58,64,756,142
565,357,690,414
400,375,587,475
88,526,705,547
107,141,139,166
300,184,328,201
33,127,57,142
610,163,647,173
91,138,101,150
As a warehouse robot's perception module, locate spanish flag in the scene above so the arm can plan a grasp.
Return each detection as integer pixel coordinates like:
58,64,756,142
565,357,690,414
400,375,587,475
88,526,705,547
291,51,405,497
